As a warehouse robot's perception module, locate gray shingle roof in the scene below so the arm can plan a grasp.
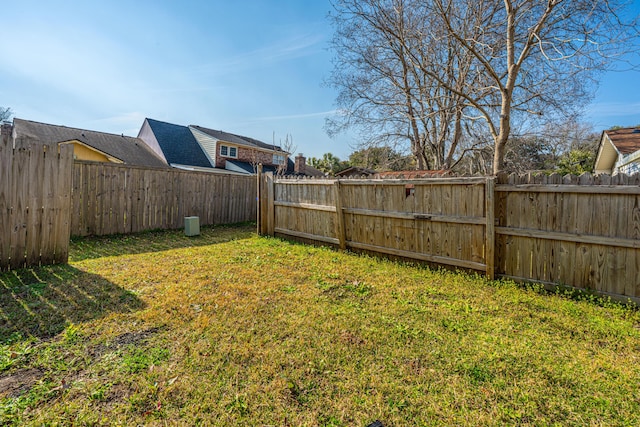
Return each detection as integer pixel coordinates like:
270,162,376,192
13,118,168,168
145,119,212,168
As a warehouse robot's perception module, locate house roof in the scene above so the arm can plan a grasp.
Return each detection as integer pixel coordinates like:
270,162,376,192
374,170,452,179
594,127,640,174
604,127,640,155
190,125,285,153
13,118,168,168
145,119,212,168
335,166,376,177
223,158,324,177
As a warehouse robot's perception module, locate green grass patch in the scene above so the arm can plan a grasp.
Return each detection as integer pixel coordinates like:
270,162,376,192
1,223,640,425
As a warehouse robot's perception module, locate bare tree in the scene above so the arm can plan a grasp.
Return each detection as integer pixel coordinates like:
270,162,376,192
326,0,475,170
328,0,640,174
421,0,639,173
0,107,12,122
276,133,296,176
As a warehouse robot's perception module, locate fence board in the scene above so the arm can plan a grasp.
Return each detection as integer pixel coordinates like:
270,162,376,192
0,139,12,266
25,143,44,266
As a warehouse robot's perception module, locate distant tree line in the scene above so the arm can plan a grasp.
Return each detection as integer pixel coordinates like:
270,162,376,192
312,118,604,176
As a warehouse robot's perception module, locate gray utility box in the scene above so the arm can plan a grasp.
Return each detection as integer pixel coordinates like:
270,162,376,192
184,216,200,236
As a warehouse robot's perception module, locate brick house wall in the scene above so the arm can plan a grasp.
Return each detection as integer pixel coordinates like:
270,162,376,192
215,144,284,168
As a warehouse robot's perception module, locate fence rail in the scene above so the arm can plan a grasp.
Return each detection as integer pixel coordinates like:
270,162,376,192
259,171,640,303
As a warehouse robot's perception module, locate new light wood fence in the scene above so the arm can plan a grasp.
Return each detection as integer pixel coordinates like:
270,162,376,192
259,172,640,303
0,139,73,270
259,173,495,278
495,172,640,300
71,162,256,236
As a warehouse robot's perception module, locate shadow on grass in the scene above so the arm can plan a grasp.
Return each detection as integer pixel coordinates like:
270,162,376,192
0,264,144,344
70,222,256,262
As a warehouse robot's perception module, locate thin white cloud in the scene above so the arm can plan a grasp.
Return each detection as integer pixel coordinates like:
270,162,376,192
192,31,325,76
249,110,339,122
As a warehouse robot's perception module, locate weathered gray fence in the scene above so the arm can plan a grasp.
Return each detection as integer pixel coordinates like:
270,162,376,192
0,139,73,270
71,162,256,237
1,141,257,270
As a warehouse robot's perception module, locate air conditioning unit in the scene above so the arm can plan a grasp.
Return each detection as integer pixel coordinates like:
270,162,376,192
184,216,200,236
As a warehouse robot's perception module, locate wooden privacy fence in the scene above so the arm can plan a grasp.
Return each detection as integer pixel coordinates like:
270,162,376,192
71,162,256,237
0,139,73,270
258,172,640,303
495,173,640,301
259,173,495,278
1,142,257,270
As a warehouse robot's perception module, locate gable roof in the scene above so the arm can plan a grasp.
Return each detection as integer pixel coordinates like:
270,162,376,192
595,127,640,174
604,127,640,155
335,166,376,177
13,118,168,168
190,125,285,153
145,118,212,168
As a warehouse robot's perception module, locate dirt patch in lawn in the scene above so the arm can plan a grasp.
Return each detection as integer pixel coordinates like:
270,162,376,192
89,327,162,358
0,368,43,398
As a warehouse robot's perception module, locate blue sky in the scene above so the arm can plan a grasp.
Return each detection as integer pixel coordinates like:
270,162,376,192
1,1,639,161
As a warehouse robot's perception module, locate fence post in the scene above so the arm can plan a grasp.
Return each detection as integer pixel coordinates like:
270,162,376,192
256,164,263,235
333,180,346,250
485,177,496,280
265,172,275,236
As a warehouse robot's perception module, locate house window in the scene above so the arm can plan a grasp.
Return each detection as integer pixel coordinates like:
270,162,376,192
220,145,237,158
273,154,285,165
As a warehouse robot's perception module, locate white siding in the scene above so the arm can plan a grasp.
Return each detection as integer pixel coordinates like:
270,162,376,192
137,119,168,163
614,149,640,175
189,126,218,166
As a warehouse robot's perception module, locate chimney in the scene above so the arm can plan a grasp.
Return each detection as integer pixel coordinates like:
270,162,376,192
295,153,306,175
1,121,13,145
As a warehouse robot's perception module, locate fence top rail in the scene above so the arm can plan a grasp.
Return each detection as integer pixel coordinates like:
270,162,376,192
273,179,337,185
496,184,640,195
272,177,490,185
75,160,256,179
339,177,489,185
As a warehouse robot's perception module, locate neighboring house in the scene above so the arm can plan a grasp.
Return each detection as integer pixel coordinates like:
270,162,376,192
138,118,211,170
335,166,376,177
289,153,325,178
190,124,288,174
138,118,323,177
595,127,640,175
9,118,168,168
374,170,452,179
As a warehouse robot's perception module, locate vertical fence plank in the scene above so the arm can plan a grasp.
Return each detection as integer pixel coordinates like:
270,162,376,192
256,166,263,234
266,173,275,236
53,144,73,263
25,143,44,266
334,180,346,249
9,143,31,269
0,138,12,268
485,178,495,280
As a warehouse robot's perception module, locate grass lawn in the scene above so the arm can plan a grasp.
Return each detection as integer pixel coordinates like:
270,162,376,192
2,223,640,426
